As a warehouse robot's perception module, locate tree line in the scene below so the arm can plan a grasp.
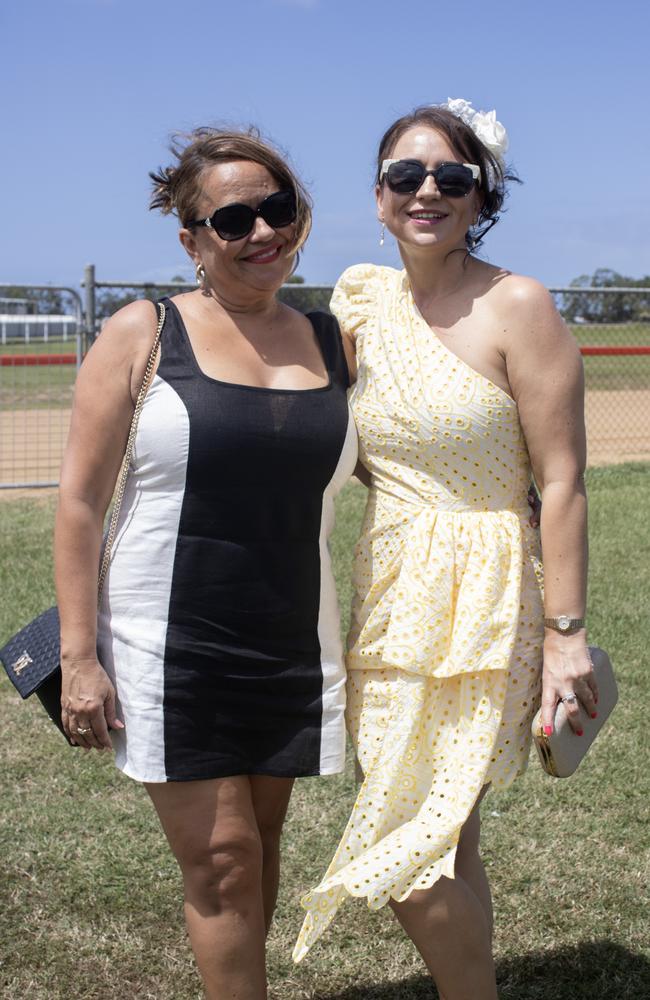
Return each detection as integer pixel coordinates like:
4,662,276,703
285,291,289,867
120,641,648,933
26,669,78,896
2,270,649,323
0,275,314,319
561,269,650,324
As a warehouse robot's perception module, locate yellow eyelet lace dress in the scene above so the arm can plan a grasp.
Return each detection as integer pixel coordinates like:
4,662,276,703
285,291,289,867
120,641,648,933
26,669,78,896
293,264,544,962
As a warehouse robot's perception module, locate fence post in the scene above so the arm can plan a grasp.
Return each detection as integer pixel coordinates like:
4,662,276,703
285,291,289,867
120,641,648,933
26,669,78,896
83,263,96,351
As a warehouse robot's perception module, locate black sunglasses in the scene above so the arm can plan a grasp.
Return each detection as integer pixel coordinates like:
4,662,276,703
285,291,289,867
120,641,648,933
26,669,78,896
187,189,297,241
380,159,481,197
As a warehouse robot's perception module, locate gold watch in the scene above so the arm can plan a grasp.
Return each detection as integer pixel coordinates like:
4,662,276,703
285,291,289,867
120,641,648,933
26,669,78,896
543,616,585,635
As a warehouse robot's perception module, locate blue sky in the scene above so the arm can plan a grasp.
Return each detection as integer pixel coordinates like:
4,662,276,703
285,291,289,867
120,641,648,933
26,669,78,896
2,0,648,292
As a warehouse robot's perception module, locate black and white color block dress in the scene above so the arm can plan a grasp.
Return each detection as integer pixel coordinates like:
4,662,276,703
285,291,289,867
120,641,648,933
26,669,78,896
96,299,357,783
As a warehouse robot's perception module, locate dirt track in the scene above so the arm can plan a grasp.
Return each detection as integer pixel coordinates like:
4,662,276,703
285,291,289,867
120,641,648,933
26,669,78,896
1,390,649,490
584,388,650,465
0,408,71,487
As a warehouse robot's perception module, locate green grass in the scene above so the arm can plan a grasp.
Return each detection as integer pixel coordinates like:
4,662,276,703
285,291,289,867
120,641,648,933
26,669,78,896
0,338,78,355
1,467,649,999
567,325,650,391
0,338,78,410
0,366,76,410
568,323,650,346
581,356,650,392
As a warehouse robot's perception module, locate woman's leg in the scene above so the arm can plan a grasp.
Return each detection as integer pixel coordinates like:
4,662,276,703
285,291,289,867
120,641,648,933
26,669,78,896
389,792,497,1000
147,776,270,1000
454,797,493,941
250,775,294,933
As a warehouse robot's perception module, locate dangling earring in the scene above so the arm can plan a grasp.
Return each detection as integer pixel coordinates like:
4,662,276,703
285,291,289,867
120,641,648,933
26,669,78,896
195,262,206,289
379,222,385,247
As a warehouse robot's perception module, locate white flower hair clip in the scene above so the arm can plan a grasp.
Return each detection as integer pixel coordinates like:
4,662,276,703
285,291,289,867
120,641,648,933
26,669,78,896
437,98,509,189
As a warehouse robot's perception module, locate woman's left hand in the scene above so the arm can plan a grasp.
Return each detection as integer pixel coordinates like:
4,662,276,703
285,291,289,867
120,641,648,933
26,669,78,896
527,485,541,527
540,632,599,735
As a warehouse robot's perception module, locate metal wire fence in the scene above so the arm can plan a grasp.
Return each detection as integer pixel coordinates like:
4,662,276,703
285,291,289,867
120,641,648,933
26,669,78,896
0,277,648,488
551,288,650,466
0,285,83,488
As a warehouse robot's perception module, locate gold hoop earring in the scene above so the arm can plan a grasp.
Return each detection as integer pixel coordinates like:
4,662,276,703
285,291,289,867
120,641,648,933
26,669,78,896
195,262,206,289
379,223,385,248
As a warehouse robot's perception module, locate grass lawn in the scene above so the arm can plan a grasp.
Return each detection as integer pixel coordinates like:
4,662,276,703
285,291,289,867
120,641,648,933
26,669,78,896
569,323,650,347
1,465,649,999
0,338,78,355
0,365,77,410
567,325,650,391
0,338,78,410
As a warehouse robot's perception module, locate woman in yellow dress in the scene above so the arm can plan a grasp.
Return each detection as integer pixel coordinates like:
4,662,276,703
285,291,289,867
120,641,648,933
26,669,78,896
294,100,598,998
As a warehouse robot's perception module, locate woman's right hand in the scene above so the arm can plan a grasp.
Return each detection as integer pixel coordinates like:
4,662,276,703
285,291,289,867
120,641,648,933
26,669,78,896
61,657,124,750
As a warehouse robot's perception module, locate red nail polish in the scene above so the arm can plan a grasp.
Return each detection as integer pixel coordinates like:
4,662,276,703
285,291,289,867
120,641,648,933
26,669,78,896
590,712,598,719
576,729,584,737
543,725,553,736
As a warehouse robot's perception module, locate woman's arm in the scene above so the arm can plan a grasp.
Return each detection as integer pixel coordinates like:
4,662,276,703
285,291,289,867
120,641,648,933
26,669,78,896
55,299,158,749
335,316,365,483
341,327,358,383
501,278,597,736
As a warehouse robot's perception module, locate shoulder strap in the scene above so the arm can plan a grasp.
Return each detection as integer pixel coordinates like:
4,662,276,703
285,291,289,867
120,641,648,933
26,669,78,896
97,301,166,600
310,310,350,389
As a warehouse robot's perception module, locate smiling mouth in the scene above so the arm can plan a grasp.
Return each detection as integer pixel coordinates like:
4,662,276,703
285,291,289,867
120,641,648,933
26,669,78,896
408,210,447,223
241,245,282,264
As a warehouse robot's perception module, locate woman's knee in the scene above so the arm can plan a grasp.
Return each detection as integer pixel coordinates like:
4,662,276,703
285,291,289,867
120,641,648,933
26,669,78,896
391,877,457,922
180,829,264,907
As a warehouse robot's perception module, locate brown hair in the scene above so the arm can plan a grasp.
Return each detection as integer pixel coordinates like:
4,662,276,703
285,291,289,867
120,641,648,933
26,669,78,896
375,105,519,251
149,126,312,257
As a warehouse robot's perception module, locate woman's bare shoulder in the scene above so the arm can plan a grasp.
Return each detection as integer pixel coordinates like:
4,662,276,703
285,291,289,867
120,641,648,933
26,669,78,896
73,299,162,410
484,270,557,315
98,298,160,347
482,270,579,369
84,299,160,370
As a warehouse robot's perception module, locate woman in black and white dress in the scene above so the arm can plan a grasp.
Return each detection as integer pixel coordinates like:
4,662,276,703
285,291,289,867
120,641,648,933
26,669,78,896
55,129,356,999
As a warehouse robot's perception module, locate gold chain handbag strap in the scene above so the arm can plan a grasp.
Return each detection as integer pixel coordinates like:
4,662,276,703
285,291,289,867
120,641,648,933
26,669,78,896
97,301,166,600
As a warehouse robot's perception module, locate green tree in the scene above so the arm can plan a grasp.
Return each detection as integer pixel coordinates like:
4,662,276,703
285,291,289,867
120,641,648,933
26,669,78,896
0,285,65,314
563,270,650,323
278,275,333,313
97,275,192,319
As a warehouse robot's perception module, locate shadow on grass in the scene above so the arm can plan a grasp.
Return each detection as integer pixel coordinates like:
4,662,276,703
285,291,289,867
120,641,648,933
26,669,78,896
318,940,650,999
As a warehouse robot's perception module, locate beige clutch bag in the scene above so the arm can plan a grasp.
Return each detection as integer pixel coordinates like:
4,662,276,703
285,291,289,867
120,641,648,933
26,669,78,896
531,646,618,778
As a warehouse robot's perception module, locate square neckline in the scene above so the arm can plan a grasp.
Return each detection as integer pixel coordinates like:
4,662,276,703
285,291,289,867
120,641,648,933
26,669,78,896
167,298,334,395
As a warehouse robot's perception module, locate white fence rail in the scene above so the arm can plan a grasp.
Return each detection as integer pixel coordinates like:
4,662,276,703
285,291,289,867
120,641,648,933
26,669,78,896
0,314,80,344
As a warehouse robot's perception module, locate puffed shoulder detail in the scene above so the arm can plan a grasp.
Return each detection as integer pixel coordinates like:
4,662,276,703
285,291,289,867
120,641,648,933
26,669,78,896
330,263,384,341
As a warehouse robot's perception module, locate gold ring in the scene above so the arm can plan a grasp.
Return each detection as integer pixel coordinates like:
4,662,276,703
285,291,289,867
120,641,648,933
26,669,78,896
75,727,92,735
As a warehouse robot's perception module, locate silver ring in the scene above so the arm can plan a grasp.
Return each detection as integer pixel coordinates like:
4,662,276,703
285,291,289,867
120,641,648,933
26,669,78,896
75,727,92,735
560,695,578,705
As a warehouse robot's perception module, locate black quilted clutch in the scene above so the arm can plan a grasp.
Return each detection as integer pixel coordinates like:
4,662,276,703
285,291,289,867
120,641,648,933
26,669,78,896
0,607,72,743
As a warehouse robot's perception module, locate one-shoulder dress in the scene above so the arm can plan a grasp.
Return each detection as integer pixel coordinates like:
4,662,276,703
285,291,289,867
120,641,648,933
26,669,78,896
294,264,544,960
96,300,357,783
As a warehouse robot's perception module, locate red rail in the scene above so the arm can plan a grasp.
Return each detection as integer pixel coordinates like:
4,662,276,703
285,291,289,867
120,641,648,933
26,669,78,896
1,347,649,366
0,354,77,366
580,346,650,356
